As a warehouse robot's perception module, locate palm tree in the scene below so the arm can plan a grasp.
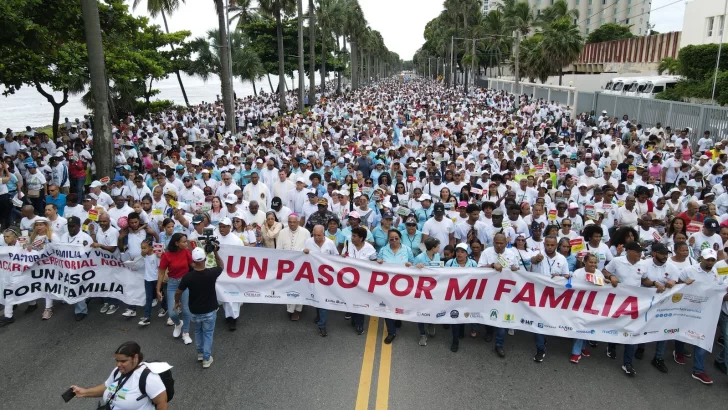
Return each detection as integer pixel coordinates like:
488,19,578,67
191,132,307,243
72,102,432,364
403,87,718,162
499,0,535,35
213,0,235,131
317,0,342,93
536,0,579,28
658,57,680,75
308,0,316,105
541,16,583,85
297,0,305,111
80,0,113,179
259,0,297,111
229,0,260,29
343,0,366,90
132,0,191,107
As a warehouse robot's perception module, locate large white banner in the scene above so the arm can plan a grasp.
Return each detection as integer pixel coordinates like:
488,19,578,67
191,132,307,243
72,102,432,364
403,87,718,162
215,246,725,351
0,245,145,306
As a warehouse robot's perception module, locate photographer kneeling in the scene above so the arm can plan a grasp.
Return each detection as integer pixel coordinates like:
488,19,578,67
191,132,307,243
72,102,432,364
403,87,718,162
175,246,224,368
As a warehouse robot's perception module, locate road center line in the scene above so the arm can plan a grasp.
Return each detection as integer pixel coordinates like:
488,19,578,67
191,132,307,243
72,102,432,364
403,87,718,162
355,316,380,410
375,331,392,410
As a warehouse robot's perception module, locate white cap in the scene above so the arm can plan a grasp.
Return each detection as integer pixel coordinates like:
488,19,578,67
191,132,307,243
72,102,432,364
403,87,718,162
192,247,207,262
455,243,469,251
418,194,432,202
700,155,710,160
256,158,263,164
701,249,718,260
296,177,306,183
584,153,592,158
218,217,232,226
224,194,237,204
89,181,102,188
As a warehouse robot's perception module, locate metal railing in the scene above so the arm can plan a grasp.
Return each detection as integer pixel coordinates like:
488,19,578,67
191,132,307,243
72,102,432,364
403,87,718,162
486,79,728,145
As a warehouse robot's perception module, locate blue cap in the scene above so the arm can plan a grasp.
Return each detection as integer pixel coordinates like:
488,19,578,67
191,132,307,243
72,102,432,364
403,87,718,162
123,165,132,171
203,161,214,167
300,159,310,165
25,162,37,169
324,160,331,167
176,164,185,170
113,176,125,182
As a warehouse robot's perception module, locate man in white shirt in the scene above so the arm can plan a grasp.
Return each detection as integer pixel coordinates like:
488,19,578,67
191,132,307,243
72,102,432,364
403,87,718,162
422,203,455,256
271,197,293,228
107,196,134,224
689,219,725,260
276,214,311,320
273,170,295,205
260,159,279,187
215,172,240,203
287,178,309,215
89,181,114,209
45,203,68,238
214,217,245,330
616,195,639,228
242,171,271,211
178,176,205,212
60,216,94,320
303,225,339,337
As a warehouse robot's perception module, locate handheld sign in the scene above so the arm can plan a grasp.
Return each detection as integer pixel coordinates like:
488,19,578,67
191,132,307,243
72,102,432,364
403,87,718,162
153,243,164,255
88,209,99,222
168,199,179,209
687,221,702,234
584,205,596,219
548,209,557,221
570,238,585,253
397,207,411,216
470,187,483,195
586,273,605,286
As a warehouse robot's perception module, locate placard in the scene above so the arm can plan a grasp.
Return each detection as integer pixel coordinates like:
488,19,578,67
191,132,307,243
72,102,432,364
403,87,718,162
570,238,585,253
88,209,99,222
548,209,557,221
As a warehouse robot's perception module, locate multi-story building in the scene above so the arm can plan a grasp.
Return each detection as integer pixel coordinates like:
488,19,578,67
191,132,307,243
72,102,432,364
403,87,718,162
680,0,727,48
483,0,652,37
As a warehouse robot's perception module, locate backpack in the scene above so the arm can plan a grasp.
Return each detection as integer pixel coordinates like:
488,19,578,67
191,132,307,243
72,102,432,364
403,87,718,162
114,363,175,403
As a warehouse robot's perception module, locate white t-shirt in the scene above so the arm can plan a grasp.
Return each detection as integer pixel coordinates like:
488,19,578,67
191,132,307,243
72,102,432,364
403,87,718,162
585,241,613,270
603,256,642,287
638,259,681,284
532,252,569,277
689,231,723,256
49,216,68,238
102,365,166,410
304,237,338,255
422,218,454,255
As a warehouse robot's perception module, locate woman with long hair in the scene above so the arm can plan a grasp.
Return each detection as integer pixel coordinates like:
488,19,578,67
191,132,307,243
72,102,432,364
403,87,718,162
557,236,579,272
664,217,687,248
262,211,282,248
610,226,639,257
377,230,414,345
29,218,55,320
209,196,225,226
157,233,193,345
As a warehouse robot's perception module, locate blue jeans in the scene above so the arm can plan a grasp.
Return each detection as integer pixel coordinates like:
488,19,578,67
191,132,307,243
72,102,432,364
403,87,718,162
535,334,546,351
352,313,366,328
316,308,327,329
72,177,85,199
494,327,506,347
143,280,156,318
74,300,87,314
191,310,217,361
608,343,635,365
572,339,585,355
717,312,728,367
167,277,191,333
385,318,396,335
653,341,667,360
675,341,707,373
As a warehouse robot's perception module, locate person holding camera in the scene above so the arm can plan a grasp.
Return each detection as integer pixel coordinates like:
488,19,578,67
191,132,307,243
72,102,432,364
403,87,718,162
70,341,167,409
176,246,224,368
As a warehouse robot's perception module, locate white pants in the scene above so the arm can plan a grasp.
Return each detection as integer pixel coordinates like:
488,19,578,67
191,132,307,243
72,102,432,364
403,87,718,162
3,300,38,319
45,298,52,309
286,304,302,313
223,302,242,319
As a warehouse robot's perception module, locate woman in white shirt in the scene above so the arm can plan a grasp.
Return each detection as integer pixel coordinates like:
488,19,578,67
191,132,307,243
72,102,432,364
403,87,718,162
71,341,168,409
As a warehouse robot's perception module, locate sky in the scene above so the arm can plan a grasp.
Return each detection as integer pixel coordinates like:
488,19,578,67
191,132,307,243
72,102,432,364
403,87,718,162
128,0,686,61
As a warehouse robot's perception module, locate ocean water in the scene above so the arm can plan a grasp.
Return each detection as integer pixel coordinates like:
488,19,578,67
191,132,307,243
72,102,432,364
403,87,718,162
0,71,336,131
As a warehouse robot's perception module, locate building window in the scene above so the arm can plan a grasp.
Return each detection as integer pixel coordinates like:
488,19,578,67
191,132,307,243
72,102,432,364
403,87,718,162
589,0,592,4
575,0,580,4
587,18,591,25
574,18,577,24
614,18,618,23
586,28,590,34
588,8,592,15
551,0,554,4
721,15,725,36
602,0,606,3
708,16,715,37
639,28,642,34
600,18,605,24
628,0,631,4
627,7,631,14
625,18,630,24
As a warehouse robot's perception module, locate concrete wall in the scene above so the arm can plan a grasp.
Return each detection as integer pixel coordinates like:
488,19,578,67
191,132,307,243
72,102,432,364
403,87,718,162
576,31,681,72
680,0,728,48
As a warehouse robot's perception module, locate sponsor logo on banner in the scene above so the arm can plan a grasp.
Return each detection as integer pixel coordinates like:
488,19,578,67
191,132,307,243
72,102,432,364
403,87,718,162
602,330,618,335
286,291,300,298
655,313,673,318
353,303,369,309
395,308,406,314
520,318,533,326
538,322,544,328
375,302,387,312
306,293,319,303
576,329,596,334
436,310,447,318
464,312,470,318
265,290,281,299
244,291,261,297
682,294,708,304
502,313,515,323
450,310,459,319
664,328,679,334
643,330,659,335
223,290,240,295
685,330,705,340
469,312,483,319
559,325,573,331
672,294,683,303
326,298,346,306
417,312,431,317
489,309,498,320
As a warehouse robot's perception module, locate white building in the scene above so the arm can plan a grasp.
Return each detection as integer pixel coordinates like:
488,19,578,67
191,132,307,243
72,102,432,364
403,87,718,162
680,0,727,48
482,0,502,15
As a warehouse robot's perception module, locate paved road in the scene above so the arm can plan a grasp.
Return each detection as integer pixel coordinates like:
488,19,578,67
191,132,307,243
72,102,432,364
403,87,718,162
1,301,727,410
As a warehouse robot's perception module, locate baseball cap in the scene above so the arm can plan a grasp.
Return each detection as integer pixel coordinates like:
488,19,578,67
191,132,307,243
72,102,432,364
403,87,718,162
224,194,237,204
182,175,192,182
458,201,468,208
455,243,469,252
492,208,504,216
568,202,579,210
704,218,719,230
89,181,102,188
701,249,718,260
192,214,205,224
347,211,361,219
271,197,282,207
218,217,232,226
317,198,328,206
381,211,394,219
651,243,671,254
625,241,644,252
192,247,206,262
433,203,445,214
83,195,94,202
418,194,432,202
585,153,592,158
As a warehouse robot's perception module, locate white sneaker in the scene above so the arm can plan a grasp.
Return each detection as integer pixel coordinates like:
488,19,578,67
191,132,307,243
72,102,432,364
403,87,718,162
106,305,119,315
122,308,136,317
202,356,214,368
166,317,174,326
138,317,151,326
182,332,192,345
197,353,203,362
100,303,109,313
508,329,515,336
173,320,183,338
152,299,158,307
158,308,167,318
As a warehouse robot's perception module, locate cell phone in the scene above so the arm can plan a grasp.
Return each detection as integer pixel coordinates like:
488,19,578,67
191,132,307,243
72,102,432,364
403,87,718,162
61,387,76,403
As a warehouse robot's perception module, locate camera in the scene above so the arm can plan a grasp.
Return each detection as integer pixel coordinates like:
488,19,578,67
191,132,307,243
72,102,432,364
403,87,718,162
200,227,219,254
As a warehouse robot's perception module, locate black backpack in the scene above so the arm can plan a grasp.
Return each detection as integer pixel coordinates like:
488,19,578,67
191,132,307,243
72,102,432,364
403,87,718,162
114,363,175,403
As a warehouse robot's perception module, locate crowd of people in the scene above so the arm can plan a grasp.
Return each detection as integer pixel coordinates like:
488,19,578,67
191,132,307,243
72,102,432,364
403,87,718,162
1,77,727,385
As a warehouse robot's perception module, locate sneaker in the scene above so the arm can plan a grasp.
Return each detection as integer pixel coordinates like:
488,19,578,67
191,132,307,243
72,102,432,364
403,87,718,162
202,356,214,368
197,353,203,362
319,327,328,337
495,346,506,358
450,340,459,353
182,332,192,345
344,313,352,320
427,324,436,337
384,334,396,344
100,303,109,313
166,317,174,326
418,335,427,346
581,349,591,357
622,364,636,376
507,329,515,336
0,317,15,327
228,318,237,332
533,350,546,363
152,299,158,308
122,308,136,317
158,308,167,318
651,358,668,373
570,354,581,364
692,372,713,385
673,350,686,365
138,317,151,326
106,305,119,315
683,351,692,358
589,341,598,348
606,349,616,359
634,347,645,360
25,303,38,314
74,313,87,321
42,309,53,320
714,360,728,375
718,336,725,347
484,332,493,342
173,320,183,338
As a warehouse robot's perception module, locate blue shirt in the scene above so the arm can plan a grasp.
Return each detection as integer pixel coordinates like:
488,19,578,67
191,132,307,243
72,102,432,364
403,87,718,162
325,228,346,246
341,226,374,243
378,245,414,264
46,193,67,216
413,251,440,266
372,226,391,251
399,229,423,256
444,258,478,267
